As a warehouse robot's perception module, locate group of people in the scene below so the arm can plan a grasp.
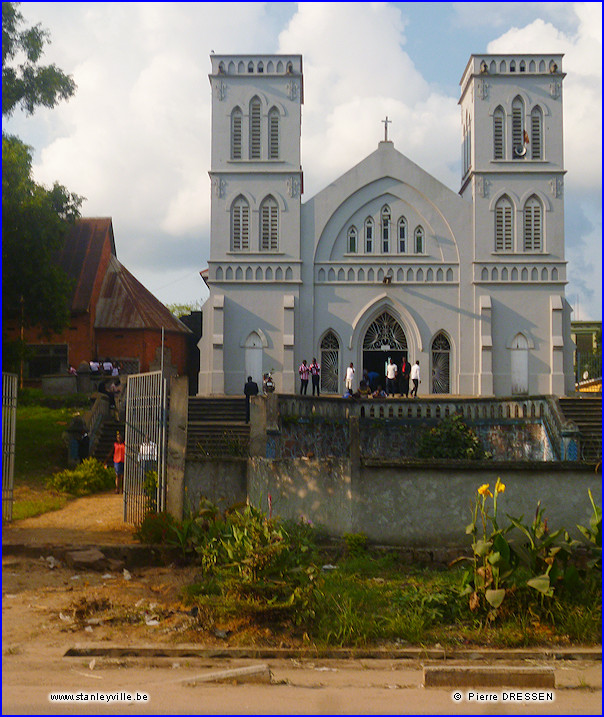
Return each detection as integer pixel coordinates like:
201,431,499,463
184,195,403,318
90,358,121,376
106,431,158,494
345,358,421,399
298,358,321,396
243,373,276,422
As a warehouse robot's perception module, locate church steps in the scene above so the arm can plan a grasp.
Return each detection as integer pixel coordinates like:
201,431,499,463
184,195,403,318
187,397,249,456
558,396,602,463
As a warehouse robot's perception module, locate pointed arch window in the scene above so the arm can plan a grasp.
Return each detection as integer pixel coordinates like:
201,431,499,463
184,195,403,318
381,205,391,253
347,226,357,254
231,196,250,251
249,97,261,159
231,107,242,159
398,217,407,253
512,96,526,159
493,106,505,159
431,332,451,394
260,196,278,251
268,107,280,159
320,331,340,394
414,226,424,254
495,195,513,251
523,196,543,251
530,106,543,159
365,218,374,253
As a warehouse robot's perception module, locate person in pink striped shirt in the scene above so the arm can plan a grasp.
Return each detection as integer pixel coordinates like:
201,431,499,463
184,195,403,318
299,359,310,394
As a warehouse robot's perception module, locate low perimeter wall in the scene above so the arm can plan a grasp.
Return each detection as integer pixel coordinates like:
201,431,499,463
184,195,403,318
183,457,600,549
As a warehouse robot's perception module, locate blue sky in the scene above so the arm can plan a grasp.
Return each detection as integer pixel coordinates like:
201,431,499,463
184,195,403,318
4,2,601,319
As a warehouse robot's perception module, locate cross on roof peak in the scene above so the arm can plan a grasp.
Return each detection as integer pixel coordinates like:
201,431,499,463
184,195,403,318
382,116,392,141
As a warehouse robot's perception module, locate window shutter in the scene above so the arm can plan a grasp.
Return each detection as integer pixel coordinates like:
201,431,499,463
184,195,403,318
268,109,279,159
250,99,261,159
531,107,542,159
231,110,242,159
493,109,504,159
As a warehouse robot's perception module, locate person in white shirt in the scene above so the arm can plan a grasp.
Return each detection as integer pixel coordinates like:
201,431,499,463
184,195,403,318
385,357,398,397
345,362,355,391
138,436,158,476
410,360,421,397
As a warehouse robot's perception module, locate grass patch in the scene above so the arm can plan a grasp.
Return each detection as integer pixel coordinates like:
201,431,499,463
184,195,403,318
10,397,88,521
11,485,68,521
15,404,75,486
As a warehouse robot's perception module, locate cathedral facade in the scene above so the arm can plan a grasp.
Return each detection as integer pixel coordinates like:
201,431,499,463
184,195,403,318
198,53,574,397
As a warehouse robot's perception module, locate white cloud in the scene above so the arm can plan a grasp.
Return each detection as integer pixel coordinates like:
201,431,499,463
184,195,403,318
487,4,602,190
5,2,601,316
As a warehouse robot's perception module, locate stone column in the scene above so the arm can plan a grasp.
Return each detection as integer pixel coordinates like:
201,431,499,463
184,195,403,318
166,375,188,521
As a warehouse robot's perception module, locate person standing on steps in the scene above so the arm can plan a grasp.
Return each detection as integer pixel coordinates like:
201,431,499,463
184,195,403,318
410,360,421,398
310,357,321,396
243,375,259,423
385,357,398,397
400,356,411,397
298,359,310,395
345,362,355,391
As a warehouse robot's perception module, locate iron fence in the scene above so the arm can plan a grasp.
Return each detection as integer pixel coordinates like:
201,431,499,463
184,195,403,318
2,373,18,522
124,371,167,524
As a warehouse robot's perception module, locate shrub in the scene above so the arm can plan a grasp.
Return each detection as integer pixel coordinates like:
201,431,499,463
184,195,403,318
343,532,368,556
46,458,114,496
135,511,178,544
417,414,488,460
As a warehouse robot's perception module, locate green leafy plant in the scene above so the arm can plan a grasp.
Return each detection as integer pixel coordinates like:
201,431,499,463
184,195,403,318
343,532,368,556
46,458,114,496
575,489,602,569
417,414,489,460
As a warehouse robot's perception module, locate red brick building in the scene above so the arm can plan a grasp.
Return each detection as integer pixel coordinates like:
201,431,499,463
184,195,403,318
5,218,190,378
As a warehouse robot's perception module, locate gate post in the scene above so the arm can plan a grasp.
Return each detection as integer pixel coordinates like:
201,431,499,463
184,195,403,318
166,376,188,521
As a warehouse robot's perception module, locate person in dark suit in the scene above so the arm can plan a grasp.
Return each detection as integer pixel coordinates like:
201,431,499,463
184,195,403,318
244,376,259,423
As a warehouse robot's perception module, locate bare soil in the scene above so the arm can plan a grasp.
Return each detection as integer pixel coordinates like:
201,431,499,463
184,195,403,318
2,493,601,714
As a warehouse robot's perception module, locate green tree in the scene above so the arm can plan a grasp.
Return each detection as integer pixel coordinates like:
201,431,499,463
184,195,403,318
2,3,82,370
166,300,204,318
2,2,76,117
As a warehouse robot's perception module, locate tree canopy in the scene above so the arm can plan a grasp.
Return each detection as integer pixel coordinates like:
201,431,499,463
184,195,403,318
2,3,82,369
2,133,82,335
2,1,76,117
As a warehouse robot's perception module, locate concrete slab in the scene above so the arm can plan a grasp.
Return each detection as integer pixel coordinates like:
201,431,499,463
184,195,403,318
179,663,273,685
424,665,555,688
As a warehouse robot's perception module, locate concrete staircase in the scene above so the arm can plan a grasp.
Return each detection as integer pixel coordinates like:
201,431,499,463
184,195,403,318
558,396,602,463
91,419,125,463
187,397,249,457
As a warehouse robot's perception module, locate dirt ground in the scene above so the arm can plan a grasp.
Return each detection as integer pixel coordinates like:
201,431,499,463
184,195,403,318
2,493,602,715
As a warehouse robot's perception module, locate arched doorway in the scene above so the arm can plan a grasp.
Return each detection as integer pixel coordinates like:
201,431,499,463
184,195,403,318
244,331,264,386
431,332,451,394
362,312,407,390
511,333,529,394
320,331,339,394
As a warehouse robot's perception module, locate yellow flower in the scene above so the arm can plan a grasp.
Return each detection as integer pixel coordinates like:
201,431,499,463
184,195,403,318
495,478,506,494
478,483,493,498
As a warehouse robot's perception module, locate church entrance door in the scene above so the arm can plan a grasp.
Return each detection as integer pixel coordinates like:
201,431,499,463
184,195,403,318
244,331,264,387
362,312,408,392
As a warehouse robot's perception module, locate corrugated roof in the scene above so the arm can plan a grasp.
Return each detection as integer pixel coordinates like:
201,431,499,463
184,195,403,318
94,255,191,333
59,218,116,313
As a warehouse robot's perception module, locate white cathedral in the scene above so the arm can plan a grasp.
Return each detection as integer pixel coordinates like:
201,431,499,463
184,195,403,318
198,53,574,397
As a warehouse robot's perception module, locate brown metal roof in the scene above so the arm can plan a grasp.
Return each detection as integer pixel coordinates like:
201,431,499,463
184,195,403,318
59,218,115,313
94,255,190,333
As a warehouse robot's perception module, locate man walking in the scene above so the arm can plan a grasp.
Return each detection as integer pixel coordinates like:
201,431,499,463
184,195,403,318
410,360,421,398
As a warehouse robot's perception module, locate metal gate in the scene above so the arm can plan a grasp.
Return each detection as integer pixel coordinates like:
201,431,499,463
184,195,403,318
124,371,167,524
2,373,18,522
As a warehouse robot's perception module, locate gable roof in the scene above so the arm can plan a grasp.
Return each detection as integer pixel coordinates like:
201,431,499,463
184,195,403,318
59,217,115,313
95,255,190,333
